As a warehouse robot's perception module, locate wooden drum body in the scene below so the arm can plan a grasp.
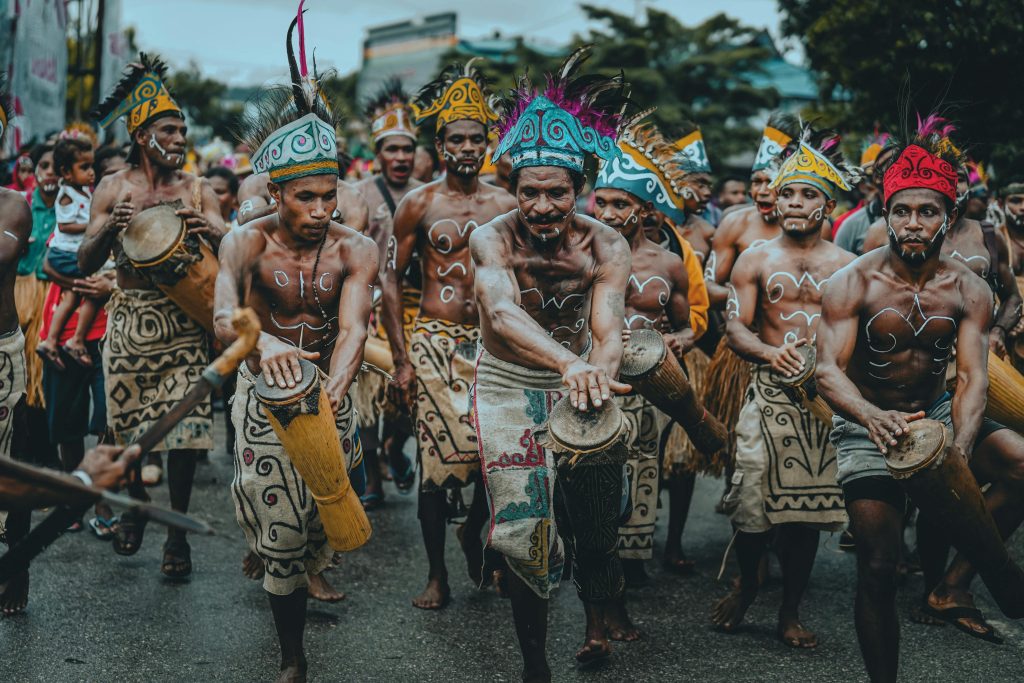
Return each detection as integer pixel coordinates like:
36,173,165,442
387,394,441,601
986,351,1024,435
885,419,1024,618
776,345,834,425
620,329,727,455
363,335,395,374
255,359,372,552
542,397,628,469
122,204,218,332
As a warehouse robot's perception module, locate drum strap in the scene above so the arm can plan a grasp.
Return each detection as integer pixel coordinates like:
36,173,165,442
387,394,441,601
374,176,398,217
980,220,1001,293
191,176,203,212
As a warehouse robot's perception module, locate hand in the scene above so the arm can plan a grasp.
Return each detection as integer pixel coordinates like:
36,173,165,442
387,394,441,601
259,336,320,389
72,272,115,299
989,327,1008,359
664,330,695,359
107,192,134,233
176,207,224,247
621,328,632,344
324,375,349,415
766,338,808,377
79,444,142,491
1009,316,1024,340
562,358,632,411
388,359,417,413
865,409,926,455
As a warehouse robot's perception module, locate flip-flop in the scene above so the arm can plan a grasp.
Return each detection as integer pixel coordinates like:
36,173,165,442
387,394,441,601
389,458,416,495
360,492,385,510
88,515,118,540
919,603,1004,644
161,538,192,579
112,511,147,556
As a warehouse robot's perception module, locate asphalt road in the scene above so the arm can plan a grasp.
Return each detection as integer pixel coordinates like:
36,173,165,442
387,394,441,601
3,416,1023,682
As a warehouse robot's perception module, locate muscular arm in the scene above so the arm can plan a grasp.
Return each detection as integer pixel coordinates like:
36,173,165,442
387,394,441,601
708,216,742,307
196,179,228,250
952,275,995,453
338,181,369,233
326,235,379,406
724,252,775,363
78,176,125,275
0,194,30,269
990,234,1022,351
470,226,581,373
587,231,631,379
379,189,426,364
213,229,256,348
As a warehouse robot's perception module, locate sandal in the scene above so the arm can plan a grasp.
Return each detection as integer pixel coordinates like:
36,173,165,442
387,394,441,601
112,510,148,556
161,538,192,578
360,492,384,510
89,515,118,540
389,457,416,495
918,602,1003,644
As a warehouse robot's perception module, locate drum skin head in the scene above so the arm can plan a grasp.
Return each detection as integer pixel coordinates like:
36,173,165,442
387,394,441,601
778,344,815,387
255,357,319,403
547,396,625,452
619,328,666,380
887,418,946,474
122,204,184,264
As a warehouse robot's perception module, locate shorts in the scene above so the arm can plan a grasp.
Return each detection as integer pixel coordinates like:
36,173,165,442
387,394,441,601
831,392,1006,485
46,247,83,279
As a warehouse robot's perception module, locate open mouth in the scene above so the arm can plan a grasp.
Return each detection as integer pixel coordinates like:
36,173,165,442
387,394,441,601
755,200,775,214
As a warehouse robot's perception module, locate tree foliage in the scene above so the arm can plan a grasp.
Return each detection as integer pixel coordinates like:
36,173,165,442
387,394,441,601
167,62,240,140
779,0,1024,175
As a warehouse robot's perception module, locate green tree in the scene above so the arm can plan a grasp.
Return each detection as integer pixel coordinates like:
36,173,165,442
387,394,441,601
167,62,240,140
779,0,1024,174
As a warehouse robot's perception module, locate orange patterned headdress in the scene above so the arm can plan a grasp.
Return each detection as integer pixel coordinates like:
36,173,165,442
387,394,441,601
365,78,417,146
93,53,183,135
411,60,498,134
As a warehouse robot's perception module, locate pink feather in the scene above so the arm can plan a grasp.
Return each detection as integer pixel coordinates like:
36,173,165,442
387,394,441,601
296,0,307,78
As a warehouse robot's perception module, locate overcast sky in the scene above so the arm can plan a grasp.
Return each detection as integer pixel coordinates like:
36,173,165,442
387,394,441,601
122,0,788,86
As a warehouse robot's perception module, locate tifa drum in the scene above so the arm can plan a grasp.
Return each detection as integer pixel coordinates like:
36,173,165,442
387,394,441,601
619,328,728,455
255,358,372,552
776,345,835,424
540,396,628,469
885,419,1024,618
122,204,218,332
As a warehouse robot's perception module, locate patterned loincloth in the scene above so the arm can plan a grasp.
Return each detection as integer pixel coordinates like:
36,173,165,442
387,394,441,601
0,328,26,458
411,318,480,492
662,348,712,477
103,288,212,451
617,393,669,560
475,346,625,602
730,367,845,531
14,275,46,408
231,362,364,596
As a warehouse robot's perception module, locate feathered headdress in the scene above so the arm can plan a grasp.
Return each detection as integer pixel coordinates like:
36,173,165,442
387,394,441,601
92,53,182,136
878,111,965,205
752,111,799,173
238,1,339,184
860,130,891,168
0,72,10,144
492,46,632,173
674,120,711,175
770,122,859,199
365,78,417,145
411,59,498,135
595,116,689,224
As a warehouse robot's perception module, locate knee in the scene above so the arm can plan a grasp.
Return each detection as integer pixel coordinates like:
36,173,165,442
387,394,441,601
858,556,899,597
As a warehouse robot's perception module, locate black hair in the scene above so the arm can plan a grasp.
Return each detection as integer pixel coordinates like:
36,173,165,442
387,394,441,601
508,167,586,195
94,145,128,176
54,136,93,176
30,141,55,166
205,165,240,195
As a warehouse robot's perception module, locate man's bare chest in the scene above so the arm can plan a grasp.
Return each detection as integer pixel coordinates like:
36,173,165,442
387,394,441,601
862,288,958,353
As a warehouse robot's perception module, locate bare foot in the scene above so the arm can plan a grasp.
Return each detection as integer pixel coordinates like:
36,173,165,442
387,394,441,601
0,570,29,616
711,588,756,632
411,576,450,610
308,572,345,602
242,551,265,580
778,615,818,648
62,339,93,367
575,638,611,666
605,600,641,641
35,341,64,370
275,657,307,683
456,523,484,587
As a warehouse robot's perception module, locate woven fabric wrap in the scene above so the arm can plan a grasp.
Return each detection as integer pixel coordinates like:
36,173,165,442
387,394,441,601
251,112,338,183
103,288,212,451
231,362,363,596
0,328,26,458
734,367,846,530
411,318,480,492
617,392,668,560
475,347,625,602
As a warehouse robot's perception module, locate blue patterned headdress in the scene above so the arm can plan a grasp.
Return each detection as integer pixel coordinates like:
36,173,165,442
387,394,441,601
492,46,631,173
595,118,688,225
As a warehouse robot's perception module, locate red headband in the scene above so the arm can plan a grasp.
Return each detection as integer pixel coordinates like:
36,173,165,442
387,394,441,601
883,144,958,205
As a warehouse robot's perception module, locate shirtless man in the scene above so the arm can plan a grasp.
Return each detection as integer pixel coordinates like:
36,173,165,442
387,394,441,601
711,131,856,648
382,63,516,609
353,81,423,505
816,140,1024,681
593,179,691,640
674,121,716,265
472,53,633,681
78,55,225,578
237,172,367,231
216,28,378,681
998,179,1024,359
0,80,34,613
